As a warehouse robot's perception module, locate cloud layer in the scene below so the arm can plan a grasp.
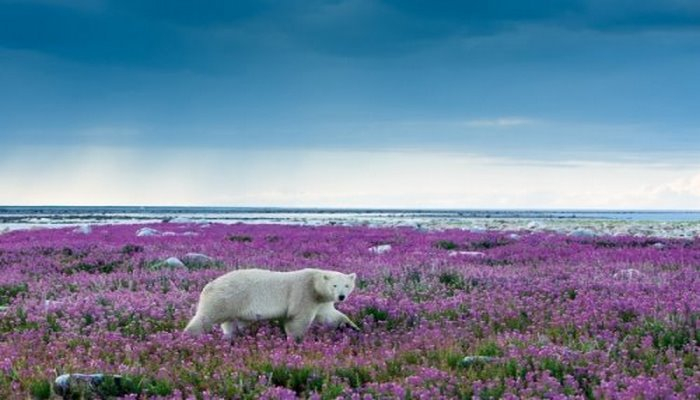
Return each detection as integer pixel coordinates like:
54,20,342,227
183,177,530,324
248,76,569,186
1,1,699,207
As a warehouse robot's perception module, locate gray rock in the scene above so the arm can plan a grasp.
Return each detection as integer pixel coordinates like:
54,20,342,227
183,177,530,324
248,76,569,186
73,225,92,234
369,244,392,254
613,268,644,280
459,356,498,367
169,217,194,223
136,227,159,237
183,253,214,264
570,229,596,238
54,373,130,398
448,251,486,257
164,257,186,268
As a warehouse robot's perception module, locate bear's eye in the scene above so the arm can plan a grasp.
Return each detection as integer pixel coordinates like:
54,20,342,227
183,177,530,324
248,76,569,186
345,285,349,288
333,284,337,288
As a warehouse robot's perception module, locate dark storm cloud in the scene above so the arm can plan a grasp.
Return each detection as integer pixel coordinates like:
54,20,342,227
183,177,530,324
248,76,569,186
1,0,699,65
0,0,698,163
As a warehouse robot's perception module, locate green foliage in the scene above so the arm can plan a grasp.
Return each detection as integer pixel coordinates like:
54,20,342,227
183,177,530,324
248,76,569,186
446,352,466,369
320,383,345,400
435,240,459,250
479,384,506,399
0,283,28,306
504,359,527,380
65,261,117,274
469,238,511,250
145,378,174,396
46,313,62,333
361,306,389,322
541,357,566,382
260,364,324,395
0,307,40,333
334,366,372,388
94,375,144,397
493,311,531,333
28,379,51,400
121,244,144,255
475,341,503,357
637,317,699,351
438,271,465,290
301,250,322,259
619,309,638,323
406,269,422,284
228,235,253,243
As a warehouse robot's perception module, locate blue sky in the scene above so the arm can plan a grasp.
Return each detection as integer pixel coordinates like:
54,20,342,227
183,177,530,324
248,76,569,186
1,0,699,208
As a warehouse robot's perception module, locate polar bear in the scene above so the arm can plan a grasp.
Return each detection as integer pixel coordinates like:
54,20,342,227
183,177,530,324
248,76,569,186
184,268,359,341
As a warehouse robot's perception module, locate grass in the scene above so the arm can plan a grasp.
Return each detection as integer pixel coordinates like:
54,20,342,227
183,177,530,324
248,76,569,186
228,235,253,243
259,364,324,395
0,283,28,306
434,240,459,250
28,379,51,400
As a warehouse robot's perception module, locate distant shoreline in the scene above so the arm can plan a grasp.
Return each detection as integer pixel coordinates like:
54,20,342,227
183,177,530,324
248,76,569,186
2,207,700,238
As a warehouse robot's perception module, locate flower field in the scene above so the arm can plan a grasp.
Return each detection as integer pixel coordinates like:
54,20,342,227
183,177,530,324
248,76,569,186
0,223,698,399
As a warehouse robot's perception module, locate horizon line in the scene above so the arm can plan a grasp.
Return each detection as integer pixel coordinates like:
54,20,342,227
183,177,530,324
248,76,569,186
1,205,700,213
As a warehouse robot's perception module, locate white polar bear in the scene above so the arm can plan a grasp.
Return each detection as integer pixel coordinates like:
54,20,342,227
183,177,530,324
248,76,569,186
184,268,359,341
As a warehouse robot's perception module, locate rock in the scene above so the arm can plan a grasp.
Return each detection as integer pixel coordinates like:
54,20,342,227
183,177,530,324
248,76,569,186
369,244,392,254
448,251,486,257
459,356,498,367
652,242,666,249
183,253,214,264
73,225,92,234
508,233,521,240
570,229,596,238
169,217,194,223
164,257,186,268
136,227,159,237
44,300,63,310
54,373,132,398
527,221,546,230
613,268,644,280
162,231,177,236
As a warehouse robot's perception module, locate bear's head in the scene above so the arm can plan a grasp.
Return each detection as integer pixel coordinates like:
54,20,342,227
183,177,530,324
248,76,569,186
313,271,357,303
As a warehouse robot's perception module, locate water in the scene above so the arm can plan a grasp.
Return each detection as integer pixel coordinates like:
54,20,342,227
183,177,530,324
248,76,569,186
2,206,700,234
1,206,699,223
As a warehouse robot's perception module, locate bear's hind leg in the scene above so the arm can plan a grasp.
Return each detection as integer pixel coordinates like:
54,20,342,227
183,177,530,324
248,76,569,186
221,321,235,340
221,320,249,341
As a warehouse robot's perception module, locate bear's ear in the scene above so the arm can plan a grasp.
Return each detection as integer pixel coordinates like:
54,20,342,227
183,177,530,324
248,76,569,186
323,275,330,281
349,273,357,281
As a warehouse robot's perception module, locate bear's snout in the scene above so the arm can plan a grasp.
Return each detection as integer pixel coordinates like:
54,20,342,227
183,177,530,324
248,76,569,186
338,294,346,301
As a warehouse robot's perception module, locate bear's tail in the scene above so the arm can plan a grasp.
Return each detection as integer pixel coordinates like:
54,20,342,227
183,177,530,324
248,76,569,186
183,314,209,335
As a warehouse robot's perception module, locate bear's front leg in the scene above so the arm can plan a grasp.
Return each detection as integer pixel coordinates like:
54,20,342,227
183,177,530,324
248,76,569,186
315,304,360,331
338,313,360,331
184,313,213,335
284,312,316,343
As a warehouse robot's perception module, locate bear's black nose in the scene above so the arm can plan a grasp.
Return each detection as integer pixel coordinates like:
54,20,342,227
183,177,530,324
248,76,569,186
339,294,346,301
